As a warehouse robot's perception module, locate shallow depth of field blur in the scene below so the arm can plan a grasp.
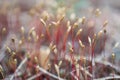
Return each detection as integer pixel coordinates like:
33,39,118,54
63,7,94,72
0,0,120,80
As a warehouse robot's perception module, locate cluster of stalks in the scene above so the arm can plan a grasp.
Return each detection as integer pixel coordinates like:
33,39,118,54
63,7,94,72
0,1,120,80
